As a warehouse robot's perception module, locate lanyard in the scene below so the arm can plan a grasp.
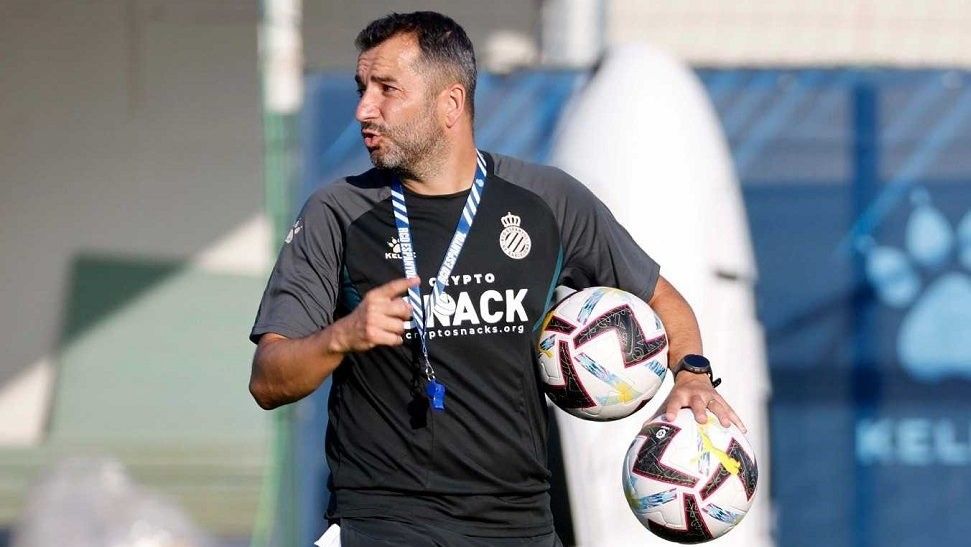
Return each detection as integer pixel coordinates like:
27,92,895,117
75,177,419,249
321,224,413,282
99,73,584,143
390,150,487,412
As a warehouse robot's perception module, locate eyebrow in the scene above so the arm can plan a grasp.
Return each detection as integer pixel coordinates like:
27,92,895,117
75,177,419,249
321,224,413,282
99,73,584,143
354,73,398,88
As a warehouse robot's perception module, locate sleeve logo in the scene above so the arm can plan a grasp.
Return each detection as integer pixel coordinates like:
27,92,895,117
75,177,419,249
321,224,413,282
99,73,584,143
284,217,303,244
499,212,531,259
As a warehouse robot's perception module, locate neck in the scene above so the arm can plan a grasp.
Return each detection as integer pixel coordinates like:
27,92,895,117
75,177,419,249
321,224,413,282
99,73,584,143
400,141,480,196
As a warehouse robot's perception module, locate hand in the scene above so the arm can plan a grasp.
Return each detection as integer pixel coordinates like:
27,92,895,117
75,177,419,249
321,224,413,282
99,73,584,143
660,372,747,433
330,277,419,352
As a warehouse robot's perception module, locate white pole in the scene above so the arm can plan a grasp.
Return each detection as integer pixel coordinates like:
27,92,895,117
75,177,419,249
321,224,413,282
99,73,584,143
261,0,303,116
541,0,605,68
256,2,302,546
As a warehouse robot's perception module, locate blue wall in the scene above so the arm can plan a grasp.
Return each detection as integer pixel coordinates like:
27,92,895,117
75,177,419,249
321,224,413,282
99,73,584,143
300,68,971,547
699,69,971,547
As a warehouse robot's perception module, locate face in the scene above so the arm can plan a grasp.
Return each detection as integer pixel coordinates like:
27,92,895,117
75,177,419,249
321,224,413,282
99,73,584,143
355,33,444,172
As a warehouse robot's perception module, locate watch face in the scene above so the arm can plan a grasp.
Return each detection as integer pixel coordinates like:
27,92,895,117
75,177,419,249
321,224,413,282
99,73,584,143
682,354,711,371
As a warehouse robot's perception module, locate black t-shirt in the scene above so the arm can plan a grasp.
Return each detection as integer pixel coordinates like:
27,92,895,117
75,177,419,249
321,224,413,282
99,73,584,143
250,152,660,536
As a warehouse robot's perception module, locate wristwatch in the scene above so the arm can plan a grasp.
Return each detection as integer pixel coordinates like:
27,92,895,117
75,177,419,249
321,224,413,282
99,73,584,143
673,354,722,388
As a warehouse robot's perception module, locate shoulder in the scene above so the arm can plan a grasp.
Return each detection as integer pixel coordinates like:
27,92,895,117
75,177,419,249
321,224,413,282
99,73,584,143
302,168,390,222
488,152,599,211
306,167,388,206
491,153,581,191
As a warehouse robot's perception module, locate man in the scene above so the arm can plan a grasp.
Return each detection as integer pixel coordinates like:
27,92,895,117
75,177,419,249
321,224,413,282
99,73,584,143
249,11,744,546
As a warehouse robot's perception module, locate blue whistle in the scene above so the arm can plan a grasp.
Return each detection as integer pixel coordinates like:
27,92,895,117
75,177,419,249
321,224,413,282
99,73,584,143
426,379,446,412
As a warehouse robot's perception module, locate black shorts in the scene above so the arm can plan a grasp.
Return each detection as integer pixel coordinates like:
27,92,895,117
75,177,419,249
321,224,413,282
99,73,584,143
338,517,564,547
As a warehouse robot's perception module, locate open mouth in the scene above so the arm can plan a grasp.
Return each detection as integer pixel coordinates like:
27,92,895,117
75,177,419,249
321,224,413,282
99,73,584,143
363,134,382,148
361,128,383,149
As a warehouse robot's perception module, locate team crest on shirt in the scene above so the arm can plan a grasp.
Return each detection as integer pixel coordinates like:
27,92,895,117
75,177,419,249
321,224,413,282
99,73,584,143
284,217,303,244
499,212,531,259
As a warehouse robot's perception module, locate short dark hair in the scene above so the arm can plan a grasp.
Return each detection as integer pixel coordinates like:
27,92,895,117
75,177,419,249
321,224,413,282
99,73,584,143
355,11,477,118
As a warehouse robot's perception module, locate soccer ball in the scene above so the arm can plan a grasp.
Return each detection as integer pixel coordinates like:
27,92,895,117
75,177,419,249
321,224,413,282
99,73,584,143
623,409,758,544
536,287,668,421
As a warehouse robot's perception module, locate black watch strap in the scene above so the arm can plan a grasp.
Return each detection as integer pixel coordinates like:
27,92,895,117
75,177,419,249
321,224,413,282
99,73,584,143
675,354,722,388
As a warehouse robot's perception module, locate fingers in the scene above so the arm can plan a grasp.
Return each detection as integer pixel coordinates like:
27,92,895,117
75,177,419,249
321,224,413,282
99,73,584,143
707,399,731,427
375,314,407,336
689,394,710,425
369,329,404,347
371,276,420,299
720,401,747,433
340,279,421,352
706,398,748,433
663,398,683,422
661,393,709,423
660,386,749,434
733,413,747,433
385,297,413,321
361,316,407,347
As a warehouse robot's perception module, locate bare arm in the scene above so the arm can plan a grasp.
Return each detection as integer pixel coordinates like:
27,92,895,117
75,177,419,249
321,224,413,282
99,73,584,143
248,276,419,410
649,275,746,432
649,275,703,368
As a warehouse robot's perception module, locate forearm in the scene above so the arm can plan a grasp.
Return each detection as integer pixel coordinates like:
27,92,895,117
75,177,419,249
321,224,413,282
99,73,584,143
248,277,415,410
648,276,703,370
649,276,745,429
249,324,347,410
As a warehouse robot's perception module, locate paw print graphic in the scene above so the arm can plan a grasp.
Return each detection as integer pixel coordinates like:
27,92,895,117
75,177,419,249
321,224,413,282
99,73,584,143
859,190,971,382
388,237,401,253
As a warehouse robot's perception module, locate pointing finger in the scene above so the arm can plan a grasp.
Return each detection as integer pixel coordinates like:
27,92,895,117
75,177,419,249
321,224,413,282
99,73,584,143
372,277,421,299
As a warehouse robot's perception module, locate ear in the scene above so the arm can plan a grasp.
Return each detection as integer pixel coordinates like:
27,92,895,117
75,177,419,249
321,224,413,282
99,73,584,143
440,83,467,128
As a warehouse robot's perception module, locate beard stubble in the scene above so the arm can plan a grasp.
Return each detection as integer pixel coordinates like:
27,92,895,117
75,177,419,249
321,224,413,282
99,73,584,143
364,100,446,180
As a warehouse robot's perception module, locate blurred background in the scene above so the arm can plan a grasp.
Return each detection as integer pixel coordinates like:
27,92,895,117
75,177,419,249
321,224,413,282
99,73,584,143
2,1,970,546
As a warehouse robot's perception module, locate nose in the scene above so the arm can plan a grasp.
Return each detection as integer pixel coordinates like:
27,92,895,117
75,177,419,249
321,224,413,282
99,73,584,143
355,89,379,123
